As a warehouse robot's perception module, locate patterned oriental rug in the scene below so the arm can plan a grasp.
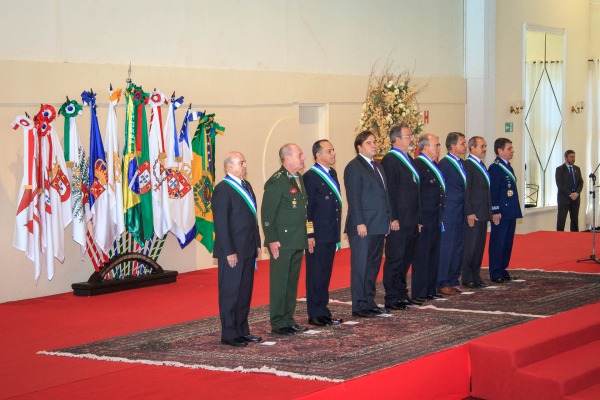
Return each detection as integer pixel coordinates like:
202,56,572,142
41,270,600,382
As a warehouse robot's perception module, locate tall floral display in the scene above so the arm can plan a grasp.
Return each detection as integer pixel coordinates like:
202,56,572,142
357,68,425,155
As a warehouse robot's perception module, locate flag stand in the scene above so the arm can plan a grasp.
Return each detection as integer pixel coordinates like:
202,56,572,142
71,232,178,296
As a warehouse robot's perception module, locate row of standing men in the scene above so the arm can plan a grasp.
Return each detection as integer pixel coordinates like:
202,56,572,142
211,125,522,347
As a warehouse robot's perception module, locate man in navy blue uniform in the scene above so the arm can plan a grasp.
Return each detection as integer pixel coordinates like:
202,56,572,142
488,138,522,283
461,136,492,288
436,132,467,295
304,139,343,327
344,131,392,318
412,134,446,301
212,151,262,347
381,124,422,309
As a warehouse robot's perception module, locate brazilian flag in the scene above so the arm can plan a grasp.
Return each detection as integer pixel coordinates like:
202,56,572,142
191,113,224,253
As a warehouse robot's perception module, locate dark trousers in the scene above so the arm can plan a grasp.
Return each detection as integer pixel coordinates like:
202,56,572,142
383,225,418,304
437,222,466,289
218,255,255,340
461,220,488,284
349,233,384,312
412,226,441,298
269,248,303,330
305,242,336,318
557,200,580,232
489,218,516,280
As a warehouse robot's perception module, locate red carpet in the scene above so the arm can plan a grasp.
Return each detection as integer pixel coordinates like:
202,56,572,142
1,231,598,399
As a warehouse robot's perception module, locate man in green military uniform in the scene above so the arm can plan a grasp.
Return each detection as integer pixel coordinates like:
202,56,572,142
262,143,309,336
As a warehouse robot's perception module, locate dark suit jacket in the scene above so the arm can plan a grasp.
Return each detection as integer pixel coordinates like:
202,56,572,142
343,155,391,235
464,157,492,221
489,157,522,219
438,155,465,225
413,156,445,228
380,150,420,227
212,178,260,259
304,166,342,243
555,163,583,205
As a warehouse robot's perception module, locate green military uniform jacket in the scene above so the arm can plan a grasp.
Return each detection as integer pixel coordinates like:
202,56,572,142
261,165,309,250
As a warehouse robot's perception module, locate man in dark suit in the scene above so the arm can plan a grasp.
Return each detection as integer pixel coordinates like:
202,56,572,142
412,134,445,301
437,132,467,295
304,139,343,327
212,151,262,347
488,138,523,283
344,130,392,318
461,136,492,288
556,150,584,232
261,143,309,336
381,124,422,309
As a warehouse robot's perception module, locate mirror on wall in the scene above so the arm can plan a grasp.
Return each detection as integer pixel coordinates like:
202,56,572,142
523,26,565,208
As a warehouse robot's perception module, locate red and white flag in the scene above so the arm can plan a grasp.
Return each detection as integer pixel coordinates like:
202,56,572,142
147,90,171,238
105,87,125,245
12,115,42,280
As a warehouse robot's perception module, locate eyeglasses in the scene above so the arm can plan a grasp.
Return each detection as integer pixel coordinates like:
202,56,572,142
426,143,441,147
401,135,414,139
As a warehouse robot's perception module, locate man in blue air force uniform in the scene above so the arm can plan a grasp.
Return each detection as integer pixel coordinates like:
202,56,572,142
488,138,522,283
304,139,343,327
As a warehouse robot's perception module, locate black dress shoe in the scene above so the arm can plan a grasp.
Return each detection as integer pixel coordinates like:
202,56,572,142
271,327,294,336
427,294,443,300
221,338,247,347
477,282,490,288
308,317,331,327
352,310,377,318
413,297,428,303
462,282,479,289
370,306,388,314
324,316,343,325
386,301,408,310
403,298,423,306
289,324,308,333
491,277,506,283
239,335,262,343
505,275,518,281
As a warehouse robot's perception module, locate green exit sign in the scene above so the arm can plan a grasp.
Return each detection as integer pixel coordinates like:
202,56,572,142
505,122,513,133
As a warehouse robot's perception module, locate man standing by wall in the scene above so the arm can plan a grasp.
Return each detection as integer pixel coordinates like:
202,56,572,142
555,150,584,232
344,131,392,318
437,132,467,295
488,138,522,283
412,134,445,301
212,151,262,347
461,137,492,288
381,124,422,309
262,144,309,336
304,139,343,327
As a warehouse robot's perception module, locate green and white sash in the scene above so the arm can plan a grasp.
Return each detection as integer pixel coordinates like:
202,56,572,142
445,154,466,187
223,175,257,218
417,154,446,193
467,155,490,188
388,148,420,184
310,164,342,205
495,160,517,184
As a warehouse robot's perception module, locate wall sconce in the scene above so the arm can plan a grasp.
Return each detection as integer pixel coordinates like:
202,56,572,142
510,101,524,115
571,101,584,114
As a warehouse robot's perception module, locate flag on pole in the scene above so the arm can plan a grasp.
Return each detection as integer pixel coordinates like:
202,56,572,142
165,99,196,248
35,104,72,279
192,112,225,253
147,90,171,238
123,83,153,244
82,90,112,254
105,87,125,243
12,115,42,280
59,99,90,259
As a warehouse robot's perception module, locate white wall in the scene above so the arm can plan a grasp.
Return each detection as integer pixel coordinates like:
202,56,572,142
0,0,465,302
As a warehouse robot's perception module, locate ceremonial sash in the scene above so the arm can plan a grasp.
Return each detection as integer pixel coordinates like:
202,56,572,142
444,154,466,187
309,164,342,204
388,148,420,184
223,176,257,218
496,160,517,184
467,156,490,188
417,154,446,193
